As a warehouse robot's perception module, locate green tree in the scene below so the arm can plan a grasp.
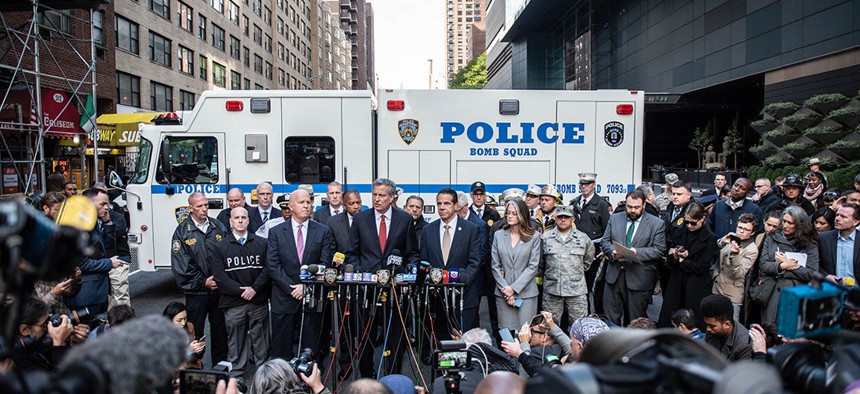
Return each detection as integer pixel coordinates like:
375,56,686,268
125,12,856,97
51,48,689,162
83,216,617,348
726,118,744,169
448,52,487,89
689,126,712,168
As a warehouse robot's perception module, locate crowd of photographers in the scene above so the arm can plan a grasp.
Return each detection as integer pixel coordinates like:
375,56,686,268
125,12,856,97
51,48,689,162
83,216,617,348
4,160,860,394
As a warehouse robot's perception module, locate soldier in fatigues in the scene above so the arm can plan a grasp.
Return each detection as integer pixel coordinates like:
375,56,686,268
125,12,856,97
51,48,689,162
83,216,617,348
541,205,595,325
654,173,679,214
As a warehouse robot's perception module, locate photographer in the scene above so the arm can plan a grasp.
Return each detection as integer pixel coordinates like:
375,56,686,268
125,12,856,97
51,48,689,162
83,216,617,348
432,328,518,394
501,312,570,377
10,297,74,372
246,359,330,394
700,294,752,361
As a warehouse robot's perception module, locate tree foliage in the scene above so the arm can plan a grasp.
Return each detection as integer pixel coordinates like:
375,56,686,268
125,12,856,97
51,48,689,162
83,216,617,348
449,52,487,89
689,126,712,168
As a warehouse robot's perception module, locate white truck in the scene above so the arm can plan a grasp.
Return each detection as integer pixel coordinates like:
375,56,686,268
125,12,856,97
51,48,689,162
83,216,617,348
124,89,644,272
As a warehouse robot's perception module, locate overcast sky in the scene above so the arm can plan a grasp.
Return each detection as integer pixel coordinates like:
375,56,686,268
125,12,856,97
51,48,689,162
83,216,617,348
371,0,446,89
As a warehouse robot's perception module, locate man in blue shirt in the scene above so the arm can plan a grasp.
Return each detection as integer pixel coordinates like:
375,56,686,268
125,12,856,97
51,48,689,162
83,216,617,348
820,203,860,284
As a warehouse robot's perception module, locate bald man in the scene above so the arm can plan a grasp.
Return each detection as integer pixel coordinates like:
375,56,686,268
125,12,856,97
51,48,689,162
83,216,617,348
248,182,281,233
266,189,335,359
217,188,247,230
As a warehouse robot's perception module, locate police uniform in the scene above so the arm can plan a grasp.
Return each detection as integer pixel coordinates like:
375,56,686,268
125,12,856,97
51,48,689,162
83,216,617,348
569,173,610,314
470,181,502,225
526,184,543,224
541,206,595,322
171,214,229,364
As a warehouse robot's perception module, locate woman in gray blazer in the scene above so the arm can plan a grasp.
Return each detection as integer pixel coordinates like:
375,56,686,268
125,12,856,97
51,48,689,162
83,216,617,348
491,199,542,330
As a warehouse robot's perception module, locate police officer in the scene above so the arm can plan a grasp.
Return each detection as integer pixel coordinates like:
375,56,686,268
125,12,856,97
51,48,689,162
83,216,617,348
570,173,610,314
171,192,229,365
525,185,542,222
541,205,595,325
470,181,501,225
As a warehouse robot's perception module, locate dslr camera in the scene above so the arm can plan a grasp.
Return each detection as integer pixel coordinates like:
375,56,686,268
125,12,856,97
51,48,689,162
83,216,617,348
289,348,315,375
433,340,471,394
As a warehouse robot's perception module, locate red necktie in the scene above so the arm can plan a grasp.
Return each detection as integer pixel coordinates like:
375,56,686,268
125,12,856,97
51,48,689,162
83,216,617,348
379,215,387,253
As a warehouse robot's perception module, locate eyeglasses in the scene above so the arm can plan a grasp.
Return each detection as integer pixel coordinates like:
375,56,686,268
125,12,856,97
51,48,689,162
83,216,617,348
530,328,547,335
684,219,701,226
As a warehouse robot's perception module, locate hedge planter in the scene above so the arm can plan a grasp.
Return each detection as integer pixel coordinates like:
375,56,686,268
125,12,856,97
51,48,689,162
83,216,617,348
750,145,778,160
828,141,860,161
782,113,822,131
827,107,860,128
802,125,847,145
764,127,800,146
782,141,822,160
804,93,850,115
761,102,799,120
750,119,777,134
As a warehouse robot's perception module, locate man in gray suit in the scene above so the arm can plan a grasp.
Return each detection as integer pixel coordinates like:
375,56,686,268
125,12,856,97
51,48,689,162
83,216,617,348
601,189,666,326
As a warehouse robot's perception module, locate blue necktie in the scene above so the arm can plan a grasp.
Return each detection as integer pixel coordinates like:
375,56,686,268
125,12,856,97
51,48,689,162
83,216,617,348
238,237,245,245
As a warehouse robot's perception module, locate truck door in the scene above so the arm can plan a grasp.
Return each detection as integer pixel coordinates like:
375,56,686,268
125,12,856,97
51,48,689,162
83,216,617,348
148,133,226,271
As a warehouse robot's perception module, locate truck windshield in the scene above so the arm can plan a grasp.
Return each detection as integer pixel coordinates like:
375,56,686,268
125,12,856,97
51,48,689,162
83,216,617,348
157,136,219,184
129,137,152,184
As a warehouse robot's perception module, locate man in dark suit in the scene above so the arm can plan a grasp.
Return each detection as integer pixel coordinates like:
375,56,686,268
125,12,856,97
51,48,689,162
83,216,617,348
601,189,666,326
312,181,343,225
470,181,501,225
700,173,727,197
267,189,334,360
419,188,482,352
404,195,428,244
217,188,247,230
347,178,418,377
328,189,362,253
248,182,281,233
820,203,860,282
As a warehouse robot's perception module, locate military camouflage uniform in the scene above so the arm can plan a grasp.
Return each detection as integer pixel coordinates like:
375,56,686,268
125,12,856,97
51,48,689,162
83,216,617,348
540,227,595,322
655,192,671,214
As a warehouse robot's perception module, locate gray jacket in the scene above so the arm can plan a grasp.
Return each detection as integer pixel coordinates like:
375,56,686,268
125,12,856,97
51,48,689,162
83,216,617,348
491,229,542,298
541,228,595,297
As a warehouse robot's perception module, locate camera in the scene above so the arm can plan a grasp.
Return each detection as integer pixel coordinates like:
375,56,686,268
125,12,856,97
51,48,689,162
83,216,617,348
289,348,315,375
433,340,470,394
50,307,92,327
778,281,845,338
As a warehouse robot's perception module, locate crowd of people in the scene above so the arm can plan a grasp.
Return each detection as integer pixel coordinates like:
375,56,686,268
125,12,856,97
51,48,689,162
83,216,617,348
7,158,860,393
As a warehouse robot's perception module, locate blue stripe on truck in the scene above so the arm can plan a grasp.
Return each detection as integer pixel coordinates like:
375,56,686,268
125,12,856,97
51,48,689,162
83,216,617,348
149,183,546,195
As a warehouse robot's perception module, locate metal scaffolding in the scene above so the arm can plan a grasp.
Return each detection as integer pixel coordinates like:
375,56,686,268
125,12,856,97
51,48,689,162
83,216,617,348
0,0,103,195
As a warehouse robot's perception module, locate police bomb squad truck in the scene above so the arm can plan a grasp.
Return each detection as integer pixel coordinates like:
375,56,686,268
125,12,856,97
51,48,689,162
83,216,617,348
124,89,644,272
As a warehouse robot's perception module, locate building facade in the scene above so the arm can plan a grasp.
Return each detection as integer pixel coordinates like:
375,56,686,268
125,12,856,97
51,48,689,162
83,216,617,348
335,0,374,91
446,0,485,81
311,1,351,90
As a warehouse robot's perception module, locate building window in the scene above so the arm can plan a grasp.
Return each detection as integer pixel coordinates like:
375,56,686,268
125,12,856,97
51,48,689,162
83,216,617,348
149,0,170,19
277,17,284,36
180,90,195,110
229,36,240,59
210,0,224,13
228,1,240,24
254,54,262,74
211,24,225,51
178,2,193,32
116,72,140,107
92,11,104,45
115,16,139,54
264,34,272,53
178,46,194,75
40,10,71,34
231,71,241,89
244,78,250,89
243,47,250,67
212,62,226,87
157,137,218,185
253,0,261,16
255,83,263,90
198,14,207,40
149,32,171,67
277,43,284,61
253,25,262,45
284,137,335,183
278,68,285,86
265,61,272,80
242,15,249,36
199,55,208,80
150,81,173,111
263,6,271,26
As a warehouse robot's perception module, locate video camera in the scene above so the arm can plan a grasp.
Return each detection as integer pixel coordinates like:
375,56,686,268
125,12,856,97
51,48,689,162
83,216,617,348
433,340,470,394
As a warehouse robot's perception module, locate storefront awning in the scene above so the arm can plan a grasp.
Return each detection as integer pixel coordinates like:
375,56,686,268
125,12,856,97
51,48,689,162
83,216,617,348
0,88,82,138
94,112,163,147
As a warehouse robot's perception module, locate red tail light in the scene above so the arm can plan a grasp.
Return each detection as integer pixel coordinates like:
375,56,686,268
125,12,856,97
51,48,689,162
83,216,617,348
387,100,405,111
616,104,633,115
226,101,244,111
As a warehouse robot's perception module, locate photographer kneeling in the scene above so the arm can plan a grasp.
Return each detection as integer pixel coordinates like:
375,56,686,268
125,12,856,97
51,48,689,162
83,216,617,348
501,312,570,377
11,297,74,372
432,328,518,394
247,358,329,394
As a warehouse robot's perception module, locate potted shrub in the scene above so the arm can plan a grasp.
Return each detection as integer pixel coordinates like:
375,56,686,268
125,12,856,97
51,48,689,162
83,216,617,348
761,102,799,120
781,112,822,131
802,125,847,145
826,106,860,128
761,155,792,168
762,125,800,146
750,144,777,160
781,141,821,160
803,93,849,115
827,140,860,161
750,118,777,134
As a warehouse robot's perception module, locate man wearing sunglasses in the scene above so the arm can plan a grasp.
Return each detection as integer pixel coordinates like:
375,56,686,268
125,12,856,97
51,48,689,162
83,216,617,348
500,311,570,376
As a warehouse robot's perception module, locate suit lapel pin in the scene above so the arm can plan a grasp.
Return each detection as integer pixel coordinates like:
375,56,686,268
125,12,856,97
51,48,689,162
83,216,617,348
457,227,462,231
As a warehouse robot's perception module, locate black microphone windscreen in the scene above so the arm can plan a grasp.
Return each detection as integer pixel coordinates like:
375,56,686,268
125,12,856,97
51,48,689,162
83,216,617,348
391,248,401,256
60,315,188,394
344,264,354,273
307,264,320,274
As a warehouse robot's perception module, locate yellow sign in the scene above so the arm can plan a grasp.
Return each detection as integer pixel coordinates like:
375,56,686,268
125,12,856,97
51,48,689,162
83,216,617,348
94,113,163,147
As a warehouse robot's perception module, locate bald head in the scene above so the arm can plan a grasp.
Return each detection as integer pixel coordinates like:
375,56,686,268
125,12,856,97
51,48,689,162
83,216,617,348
474,371,525,394
730,178,753,202
289,189,312,223
227,188,246,209
340,379,393,394
230,206,249,234
188,192,205,205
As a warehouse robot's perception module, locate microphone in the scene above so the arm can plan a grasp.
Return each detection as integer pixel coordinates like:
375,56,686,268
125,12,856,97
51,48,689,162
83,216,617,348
332,252,345,268
58,315,188,394
386,249,403,268
306,264,324,274
344,263,355,281
843,277,856,287
415,260,431,287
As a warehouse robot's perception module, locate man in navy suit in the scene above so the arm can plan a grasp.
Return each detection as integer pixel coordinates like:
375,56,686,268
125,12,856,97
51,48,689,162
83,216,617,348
820,203,860,283
346,178,418,377
312,181,343,225
421,188,483,333
267,188,334,359
248,182,281,233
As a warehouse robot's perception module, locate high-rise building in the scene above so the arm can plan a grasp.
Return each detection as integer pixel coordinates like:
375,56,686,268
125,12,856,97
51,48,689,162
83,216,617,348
311,1,351,90
445,0,484,81
335,0,374,91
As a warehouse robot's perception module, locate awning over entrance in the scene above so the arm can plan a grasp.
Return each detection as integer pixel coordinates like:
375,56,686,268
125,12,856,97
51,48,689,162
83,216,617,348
94,113,162,147
0,88,82,137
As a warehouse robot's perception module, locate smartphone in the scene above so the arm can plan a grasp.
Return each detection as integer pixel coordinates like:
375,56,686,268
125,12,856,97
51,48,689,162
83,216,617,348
729,235,742,244
179,369,228,394
198,335,207,341
514,298,523,308
499,328,515,343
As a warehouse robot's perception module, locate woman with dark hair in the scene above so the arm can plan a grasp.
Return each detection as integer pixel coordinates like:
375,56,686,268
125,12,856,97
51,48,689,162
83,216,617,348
812,207,835,233
758,206,820,323
491,198,542,330
804,171,827,209
163,301,205,369
657,203,718,330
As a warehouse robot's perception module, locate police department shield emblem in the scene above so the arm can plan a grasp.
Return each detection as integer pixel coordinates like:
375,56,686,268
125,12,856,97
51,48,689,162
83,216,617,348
430,268,443,284
398,119,419,145
376,269,391,286
324,268,337,284
604,122,624,147
172,240,181,253
175,206,191,223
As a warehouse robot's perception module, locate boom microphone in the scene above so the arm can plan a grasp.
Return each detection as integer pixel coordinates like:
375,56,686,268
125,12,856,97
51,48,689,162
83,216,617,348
415,260,431,287
59,315,188,394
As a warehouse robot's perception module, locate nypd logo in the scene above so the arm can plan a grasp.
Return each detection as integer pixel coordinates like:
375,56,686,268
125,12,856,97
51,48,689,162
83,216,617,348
398,119,419,145
604,122,624,147
175,206,191,224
